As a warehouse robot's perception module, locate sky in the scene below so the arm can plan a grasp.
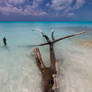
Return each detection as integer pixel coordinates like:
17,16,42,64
0,0,92,21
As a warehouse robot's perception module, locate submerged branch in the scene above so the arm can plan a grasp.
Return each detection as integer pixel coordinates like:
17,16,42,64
32,42,49,47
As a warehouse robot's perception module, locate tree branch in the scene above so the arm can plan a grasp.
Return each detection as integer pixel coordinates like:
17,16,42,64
32,31,86,47
41,32,51,43
53,31,86,43
34,48,46,73
32,28,51,43
33,30,86,92
51,30,55,41
31,42,49,47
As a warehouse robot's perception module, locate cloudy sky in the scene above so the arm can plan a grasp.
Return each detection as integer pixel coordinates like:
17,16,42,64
0,0,92,21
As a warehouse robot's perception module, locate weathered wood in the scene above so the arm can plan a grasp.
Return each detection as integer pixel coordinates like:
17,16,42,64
34,48,58,92
53,31,85,43
34,48,46,73
33,31,86,47
51,30,55,41
34,31,58,92
34,31,86,92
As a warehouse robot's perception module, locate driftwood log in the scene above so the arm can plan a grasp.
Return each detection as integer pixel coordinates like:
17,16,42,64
34,31,85,92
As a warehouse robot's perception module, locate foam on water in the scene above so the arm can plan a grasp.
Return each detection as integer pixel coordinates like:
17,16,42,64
0,22,92,92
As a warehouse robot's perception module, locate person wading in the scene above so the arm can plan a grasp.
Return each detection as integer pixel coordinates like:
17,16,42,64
3,37,7,46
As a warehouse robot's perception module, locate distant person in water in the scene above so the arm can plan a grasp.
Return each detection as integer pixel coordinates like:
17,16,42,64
3,37,7,46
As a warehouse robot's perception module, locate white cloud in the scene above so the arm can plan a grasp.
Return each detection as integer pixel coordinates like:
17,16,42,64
67,12,75,17
51,0,73,10
23,5,47,16
31,0,43,9
50,0,85,17
0,0,85,17
74,0,85,9
0,4,47,16
0,0,47,16
8,0,25,4
46,3,50,7
51,0,85,11
0,7,21,15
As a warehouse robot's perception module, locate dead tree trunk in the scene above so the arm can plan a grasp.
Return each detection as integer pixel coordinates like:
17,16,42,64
34,31,85,92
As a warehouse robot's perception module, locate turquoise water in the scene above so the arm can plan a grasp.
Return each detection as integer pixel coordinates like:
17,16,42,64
0,22,92,92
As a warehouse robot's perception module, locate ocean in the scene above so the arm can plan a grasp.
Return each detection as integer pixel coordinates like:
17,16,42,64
0,21,92,92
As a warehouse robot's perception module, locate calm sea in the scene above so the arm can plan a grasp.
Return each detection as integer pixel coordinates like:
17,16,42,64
0,21,92,92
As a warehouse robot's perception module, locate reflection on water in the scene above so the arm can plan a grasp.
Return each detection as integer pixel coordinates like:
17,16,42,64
0,22,92,92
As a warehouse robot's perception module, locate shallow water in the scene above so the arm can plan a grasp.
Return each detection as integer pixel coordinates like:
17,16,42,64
0,22,92,92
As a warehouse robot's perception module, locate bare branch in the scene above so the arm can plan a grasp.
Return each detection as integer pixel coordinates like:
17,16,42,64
32,28,42,33
53,31,86,43
42,34,51,43
51,29,55,41
33,30,86,92
32,42,49,47
31,31,86,47
34,48,46,73
32,28,51,43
